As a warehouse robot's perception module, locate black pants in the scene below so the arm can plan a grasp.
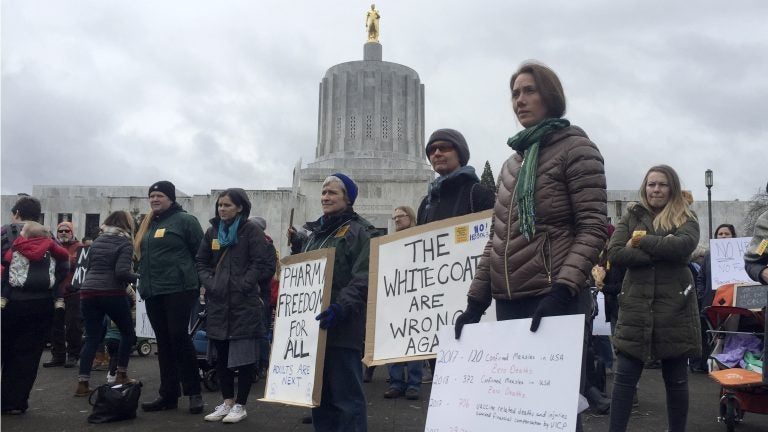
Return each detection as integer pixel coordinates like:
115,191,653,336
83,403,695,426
50,294,83,360
1,299,54,412
211,339,256,405
145,290,201,399
609,353,688,432
495,289,593,432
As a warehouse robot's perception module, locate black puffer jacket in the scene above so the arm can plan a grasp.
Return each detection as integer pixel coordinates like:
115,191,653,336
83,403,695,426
196,206,276,341
80,227,137,293
417,168,495,225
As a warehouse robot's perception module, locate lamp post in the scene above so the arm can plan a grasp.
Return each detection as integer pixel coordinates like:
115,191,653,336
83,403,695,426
705,169,713,239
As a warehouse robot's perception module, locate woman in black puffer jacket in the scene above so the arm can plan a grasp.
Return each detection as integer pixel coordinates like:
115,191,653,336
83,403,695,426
76,210,138,396
195,188,275,423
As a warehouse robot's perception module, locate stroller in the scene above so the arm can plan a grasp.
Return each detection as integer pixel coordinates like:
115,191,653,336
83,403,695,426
188,303,262,392
704,283,767,431
189,306,219,392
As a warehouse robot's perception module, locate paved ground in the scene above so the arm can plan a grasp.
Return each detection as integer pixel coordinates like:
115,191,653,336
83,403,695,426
2,350,767,431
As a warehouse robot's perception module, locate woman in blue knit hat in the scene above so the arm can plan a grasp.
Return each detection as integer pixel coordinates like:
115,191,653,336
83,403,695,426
288,173,379,432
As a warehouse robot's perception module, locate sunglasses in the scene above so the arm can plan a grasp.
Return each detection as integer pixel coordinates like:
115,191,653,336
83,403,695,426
426,142,455,156
58,229,71,233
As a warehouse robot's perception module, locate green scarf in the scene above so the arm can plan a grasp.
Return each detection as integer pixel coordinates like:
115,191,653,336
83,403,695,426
506,118,570,241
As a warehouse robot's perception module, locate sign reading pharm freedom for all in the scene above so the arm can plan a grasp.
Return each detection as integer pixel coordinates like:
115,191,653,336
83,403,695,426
364,211,495,366
425,315,585,432
261,248,333,408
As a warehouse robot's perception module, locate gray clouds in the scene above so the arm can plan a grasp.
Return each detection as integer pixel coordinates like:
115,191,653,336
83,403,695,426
2,0,766,201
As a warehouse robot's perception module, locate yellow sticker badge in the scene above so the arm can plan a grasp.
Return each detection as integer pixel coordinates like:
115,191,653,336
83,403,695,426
153,228,166,238
211,239,220,251
455,225,469,243
335,225,350,238
757,239,768,256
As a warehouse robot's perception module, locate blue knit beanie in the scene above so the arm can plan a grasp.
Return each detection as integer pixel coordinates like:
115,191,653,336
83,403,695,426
331,172,358,205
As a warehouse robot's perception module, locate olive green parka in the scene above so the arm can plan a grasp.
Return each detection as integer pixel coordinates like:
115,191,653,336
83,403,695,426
608,203,701,362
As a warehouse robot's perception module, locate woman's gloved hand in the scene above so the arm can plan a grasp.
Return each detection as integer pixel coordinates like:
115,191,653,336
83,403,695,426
454,300,486,339
530,283,572,332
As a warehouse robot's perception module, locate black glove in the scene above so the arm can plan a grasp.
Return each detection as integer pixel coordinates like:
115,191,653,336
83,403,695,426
454,300,486,339
316,303,345,329
530,283,572,332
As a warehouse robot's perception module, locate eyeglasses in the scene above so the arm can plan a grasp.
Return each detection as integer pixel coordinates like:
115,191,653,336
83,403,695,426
391,215,409,220
426,142,455,156
57,230,71,233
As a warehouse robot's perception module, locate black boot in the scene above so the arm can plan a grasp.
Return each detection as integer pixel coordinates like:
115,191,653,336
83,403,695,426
141,396,178,412
43,357,66,368
585,386,611,415
188,394,204,414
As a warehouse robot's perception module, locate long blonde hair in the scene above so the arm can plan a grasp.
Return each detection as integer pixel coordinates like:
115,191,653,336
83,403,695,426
639,165,694,232
133,210,154,259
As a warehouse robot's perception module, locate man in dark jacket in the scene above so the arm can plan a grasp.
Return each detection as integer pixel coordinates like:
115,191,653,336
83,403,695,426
417,128,495,384
417,128,495,225
289,173,378,431
44,221,84,368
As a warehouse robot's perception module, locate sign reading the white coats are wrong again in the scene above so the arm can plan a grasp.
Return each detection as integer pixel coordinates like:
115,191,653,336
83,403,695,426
364,210,495,366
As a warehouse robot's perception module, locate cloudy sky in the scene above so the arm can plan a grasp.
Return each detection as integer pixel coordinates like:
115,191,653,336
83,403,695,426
2,0,766,201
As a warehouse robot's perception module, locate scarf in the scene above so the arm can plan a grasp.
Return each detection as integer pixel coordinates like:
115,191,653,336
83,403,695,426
217,215,241,248
506,118,570,241
425,165,478,212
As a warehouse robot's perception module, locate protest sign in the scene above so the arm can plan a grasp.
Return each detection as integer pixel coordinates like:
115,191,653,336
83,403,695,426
710,237,753,289
134,288,155,338
364,211,495,366
425,315,585,432
70,245,90,290
592,291,611,336
261,248,333,407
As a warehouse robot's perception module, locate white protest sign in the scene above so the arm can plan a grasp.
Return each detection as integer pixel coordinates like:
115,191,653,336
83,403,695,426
364,211,495,366
710,237,753,289
425,315,585,432
261,248,333,407
134,289,155,338
592,291,611,336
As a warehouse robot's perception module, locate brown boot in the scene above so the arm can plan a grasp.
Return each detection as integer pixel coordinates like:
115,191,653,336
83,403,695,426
74,381,93,397
115,371,134,385
92,351,108,371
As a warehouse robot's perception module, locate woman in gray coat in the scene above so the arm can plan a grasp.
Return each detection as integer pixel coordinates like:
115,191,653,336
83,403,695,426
607,165,700,432
195,188,275,424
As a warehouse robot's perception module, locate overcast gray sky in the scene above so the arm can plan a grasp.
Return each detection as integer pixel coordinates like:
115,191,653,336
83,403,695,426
2,0,766,201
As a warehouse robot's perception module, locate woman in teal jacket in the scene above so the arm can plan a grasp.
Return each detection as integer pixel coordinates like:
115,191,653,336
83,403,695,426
607,165,700,432
134,180,205,414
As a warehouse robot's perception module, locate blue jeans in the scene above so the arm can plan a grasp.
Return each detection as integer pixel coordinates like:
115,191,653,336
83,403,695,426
312,347,367,432
387,361,423,391
79,295,136,379
609,353,689,432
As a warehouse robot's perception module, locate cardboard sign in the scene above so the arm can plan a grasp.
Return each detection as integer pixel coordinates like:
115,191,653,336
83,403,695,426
364,211,495,366
134,285,155,338
261,248,333,408
70,246,90,290
425,315,585,432
710,237,754,289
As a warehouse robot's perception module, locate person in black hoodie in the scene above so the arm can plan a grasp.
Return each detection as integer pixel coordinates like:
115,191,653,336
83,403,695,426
417,128,495,381
75,210,138,396
196,189,275,424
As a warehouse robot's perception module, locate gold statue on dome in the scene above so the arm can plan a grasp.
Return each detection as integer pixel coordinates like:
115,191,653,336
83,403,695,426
366,4,380,42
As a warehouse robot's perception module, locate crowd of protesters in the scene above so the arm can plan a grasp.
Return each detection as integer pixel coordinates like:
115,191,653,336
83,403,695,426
2,61,767,432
